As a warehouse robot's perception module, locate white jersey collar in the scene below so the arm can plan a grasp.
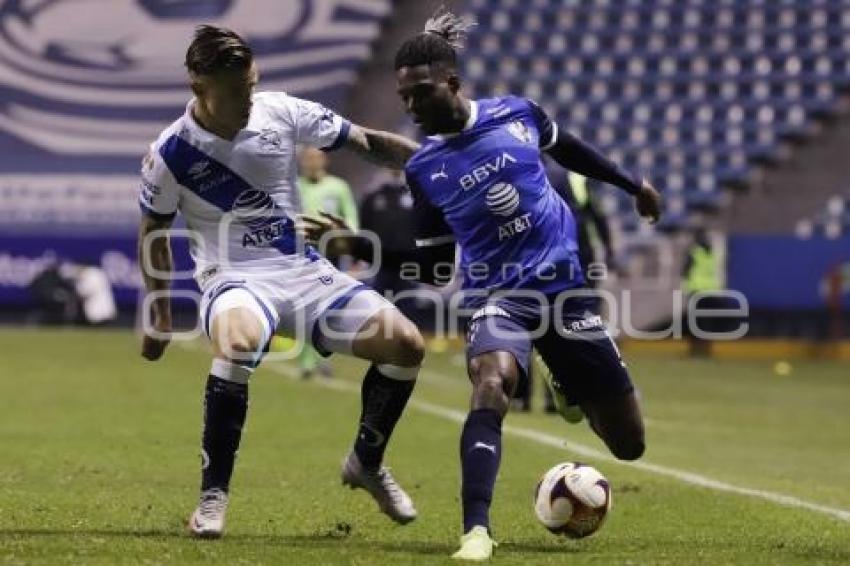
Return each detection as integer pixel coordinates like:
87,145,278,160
183,98,259,142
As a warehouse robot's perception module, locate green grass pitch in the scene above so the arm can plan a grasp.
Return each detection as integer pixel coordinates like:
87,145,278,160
0,328,848,564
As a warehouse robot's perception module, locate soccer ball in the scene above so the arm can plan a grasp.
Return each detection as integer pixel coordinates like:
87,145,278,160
533,462,611,538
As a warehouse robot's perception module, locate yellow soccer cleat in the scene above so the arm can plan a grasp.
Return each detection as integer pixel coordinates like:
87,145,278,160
536,353,584,424
451,526,496,561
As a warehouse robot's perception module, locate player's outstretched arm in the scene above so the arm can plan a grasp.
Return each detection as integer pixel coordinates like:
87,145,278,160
297,211,455,286
546,127,662,223
344,124,420,169
138,214,174,361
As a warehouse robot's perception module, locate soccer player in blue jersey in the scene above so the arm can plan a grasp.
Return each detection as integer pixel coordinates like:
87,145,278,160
300,9,662,561
395,12,661,559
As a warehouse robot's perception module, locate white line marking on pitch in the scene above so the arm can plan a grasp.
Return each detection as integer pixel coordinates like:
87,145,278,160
261,360,850,523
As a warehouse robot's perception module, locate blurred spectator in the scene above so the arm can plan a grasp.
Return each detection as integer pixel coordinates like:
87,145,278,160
548,164,617,285
359,170,417,296
358,170,442,331
28,262,79,325
28,261,116,326
682,228,724,356
69,264,118,325
297,147,358,379
824,262,850,339
299,147,359,231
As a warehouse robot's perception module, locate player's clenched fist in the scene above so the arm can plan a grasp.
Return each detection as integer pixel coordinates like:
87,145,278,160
635,179,663,224
141,318,171,361
297,211,355,257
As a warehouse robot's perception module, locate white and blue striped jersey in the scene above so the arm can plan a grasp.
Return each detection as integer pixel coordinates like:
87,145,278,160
139,92,349,280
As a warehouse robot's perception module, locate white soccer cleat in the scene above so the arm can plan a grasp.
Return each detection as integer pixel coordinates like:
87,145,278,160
188,488,228,539
341,451,418,525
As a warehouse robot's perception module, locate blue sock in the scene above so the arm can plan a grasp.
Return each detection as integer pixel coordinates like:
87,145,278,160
460,408,503,534
201,375,248,492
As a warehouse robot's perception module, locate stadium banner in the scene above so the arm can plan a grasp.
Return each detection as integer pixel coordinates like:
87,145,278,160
0,232,195,307
0,0,390,308
728,235,850,309
0,0,390,174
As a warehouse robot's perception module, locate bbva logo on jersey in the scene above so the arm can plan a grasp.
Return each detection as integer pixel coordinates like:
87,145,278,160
459,152,517,191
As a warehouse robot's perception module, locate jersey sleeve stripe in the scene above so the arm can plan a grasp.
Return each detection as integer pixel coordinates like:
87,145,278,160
139,200,176,221
540,121,558,150
323,120,351,151
415,234,456,247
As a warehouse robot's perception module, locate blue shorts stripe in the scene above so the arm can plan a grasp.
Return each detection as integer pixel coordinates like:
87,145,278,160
203,282,277,341
311,283,369,356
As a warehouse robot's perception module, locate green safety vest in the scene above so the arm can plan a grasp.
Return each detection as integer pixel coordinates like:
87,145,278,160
685,246,721,293
298,175,358,230
568,172,589,206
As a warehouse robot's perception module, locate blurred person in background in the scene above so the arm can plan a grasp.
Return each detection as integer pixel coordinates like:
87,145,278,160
68,263,118,325
28,260,116,326
298,147,359,231
27,259,79,325
682,227,724,356
359,169,441,332
296,147,359,379
358,170,417,296
547,164,618,285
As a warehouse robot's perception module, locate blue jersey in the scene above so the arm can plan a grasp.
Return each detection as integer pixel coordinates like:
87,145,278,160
405,96,585,301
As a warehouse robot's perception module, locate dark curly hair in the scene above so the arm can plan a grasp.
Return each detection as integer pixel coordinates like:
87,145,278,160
394,7,474,70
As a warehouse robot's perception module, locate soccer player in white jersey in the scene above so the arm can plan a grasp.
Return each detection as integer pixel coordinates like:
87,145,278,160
138,25,424,538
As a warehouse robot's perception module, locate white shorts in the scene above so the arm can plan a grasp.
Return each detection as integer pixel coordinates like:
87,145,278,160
199,258,394,360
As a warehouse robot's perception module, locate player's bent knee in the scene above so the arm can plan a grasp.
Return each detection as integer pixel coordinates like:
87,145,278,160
228,331,262,354
217,326,262,361
397,324,425,366
474,374,511,410
383,319,425,367
211,308,266,362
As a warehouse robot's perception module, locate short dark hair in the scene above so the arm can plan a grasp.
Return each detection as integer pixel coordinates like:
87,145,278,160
185,25,253,76
394,9,473,71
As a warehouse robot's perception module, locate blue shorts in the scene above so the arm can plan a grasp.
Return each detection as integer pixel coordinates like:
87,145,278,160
465,293,633,403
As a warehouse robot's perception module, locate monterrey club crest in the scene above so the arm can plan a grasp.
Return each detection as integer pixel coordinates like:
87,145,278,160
506,120,532,144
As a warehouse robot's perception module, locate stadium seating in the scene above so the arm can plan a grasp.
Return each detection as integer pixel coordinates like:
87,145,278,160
461,0,850,232
796,192,850,238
